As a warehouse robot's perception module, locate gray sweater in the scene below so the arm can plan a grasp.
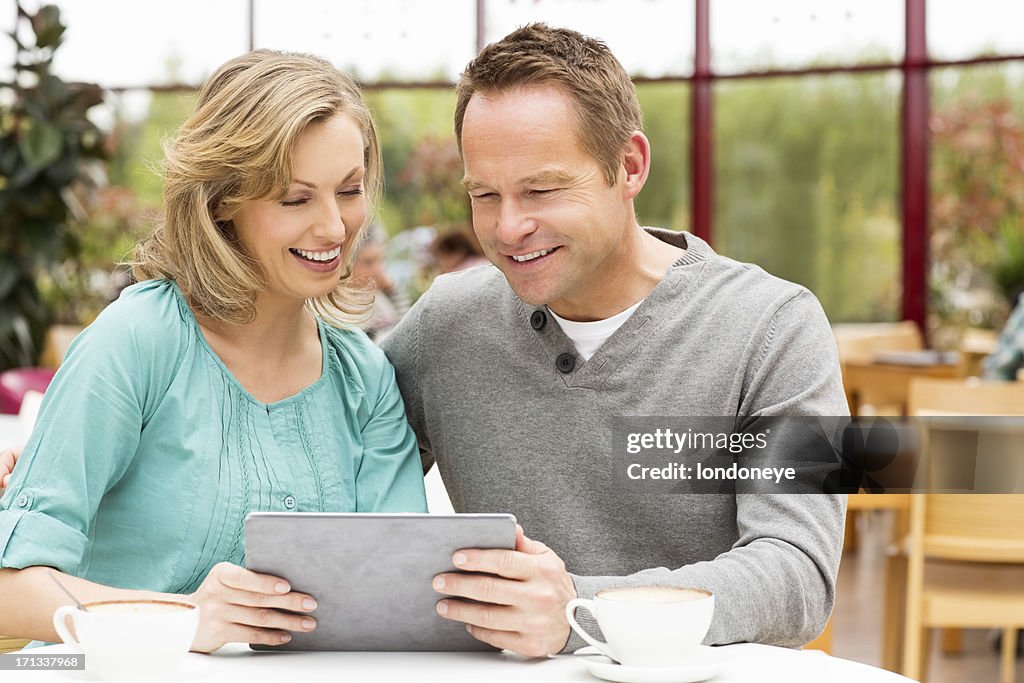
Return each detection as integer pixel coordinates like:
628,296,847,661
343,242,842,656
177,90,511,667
382,230,847,651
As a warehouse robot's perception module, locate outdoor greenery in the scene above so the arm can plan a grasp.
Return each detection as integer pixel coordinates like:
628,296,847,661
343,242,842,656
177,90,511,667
0,3,106,371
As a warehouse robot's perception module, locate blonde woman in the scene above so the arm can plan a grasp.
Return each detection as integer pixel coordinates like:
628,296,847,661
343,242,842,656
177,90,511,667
0,50,426,652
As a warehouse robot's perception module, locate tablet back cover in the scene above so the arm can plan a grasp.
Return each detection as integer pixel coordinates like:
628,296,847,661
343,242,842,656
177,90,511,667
245,512,516,651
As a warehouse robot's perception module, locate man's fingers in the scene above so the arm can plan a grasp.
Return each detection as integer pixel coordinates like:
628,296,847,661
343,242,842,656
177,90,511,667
433,572,523,606
465,624,553,658
452,548,535,579
436,599,518,631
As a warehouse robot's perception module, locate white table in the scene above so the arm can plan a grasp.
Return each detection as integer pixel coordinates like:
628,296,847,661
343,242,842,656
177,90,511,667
5,642,916,682
0,414,26,449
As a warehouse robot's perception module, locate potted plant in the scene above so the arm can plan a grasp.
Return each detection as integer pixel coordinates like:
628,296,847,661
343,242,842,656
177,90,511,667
0,3,106,371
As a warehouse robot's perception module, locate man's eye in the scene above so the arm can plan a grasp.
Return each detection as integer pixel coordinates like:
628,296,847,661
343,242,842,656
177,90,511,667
530,189,556,196
471,192,496,200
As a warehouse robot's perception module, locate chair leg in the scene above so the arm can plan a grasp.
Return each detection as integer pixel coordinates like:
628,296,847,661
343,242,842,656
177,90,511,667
940,628,963,654
1001,628,1017,683
883,554,908,672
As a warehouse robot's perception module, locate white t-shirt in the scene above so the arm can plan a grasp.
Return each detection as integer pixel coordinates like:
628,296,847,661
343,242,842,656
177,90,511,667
548,301,644,361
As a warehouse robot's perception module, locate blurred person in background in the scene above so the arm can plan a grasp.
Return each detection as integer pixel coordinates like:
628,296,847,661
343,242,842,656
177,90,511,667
351,223,411,343
983,288,1024,381
429,228,490,274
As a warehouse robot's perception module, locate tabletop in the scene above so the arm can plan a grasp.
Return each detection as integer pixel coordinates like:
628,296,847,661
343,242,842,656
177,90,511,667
5,642,917,683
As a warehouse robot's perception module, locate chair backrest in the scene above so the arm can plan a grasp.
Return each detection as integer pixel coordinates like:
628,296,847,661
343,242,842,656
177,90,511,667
0,367,55,415
908,377,1024,417
918,494,1024,562
833,321,923,361
906,378,1024,562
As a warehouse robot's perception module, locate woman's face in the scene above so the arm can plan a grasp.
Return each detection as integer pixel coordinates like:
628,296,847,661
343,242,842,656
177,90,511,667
231,113,367,308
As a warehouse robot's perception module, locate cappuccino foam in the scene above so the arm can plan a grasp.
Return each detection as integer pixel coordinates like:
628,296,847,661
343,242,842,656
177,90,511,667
85,601,195,616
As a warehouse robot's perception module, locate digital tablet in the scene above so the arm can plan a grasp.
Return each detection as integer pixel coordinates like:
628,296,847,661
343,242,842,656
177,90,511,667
244,512,517,651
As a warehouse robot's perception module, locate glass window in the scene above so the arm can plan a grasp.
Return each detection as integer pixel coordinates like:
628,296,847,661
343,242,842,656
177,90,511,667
714,73,901,322
711,0,903,73
929,0,1024,62
635,83,690,230
483,0,694,78
929,63,1024,345
255,0,476,82
364,88,467,232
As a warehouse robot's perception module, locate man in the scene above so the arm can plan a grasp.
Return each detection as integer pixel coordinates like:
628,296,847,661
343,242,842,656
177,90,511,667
382,23,847,657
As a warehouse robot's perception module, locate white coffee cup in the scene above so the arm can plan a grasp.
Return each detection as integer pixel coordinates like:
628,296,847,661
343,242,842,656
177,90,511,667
53,599,199,683
565,586,714,667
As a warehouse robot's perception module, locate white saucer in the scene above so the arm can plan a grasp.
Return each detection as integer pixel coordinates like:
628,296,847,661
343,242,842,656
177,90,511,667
576,646,722,683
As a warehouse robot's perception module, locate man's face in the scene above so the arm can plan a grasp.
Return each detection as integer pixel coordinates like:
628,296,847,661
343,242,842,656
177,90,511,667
459,84,633,319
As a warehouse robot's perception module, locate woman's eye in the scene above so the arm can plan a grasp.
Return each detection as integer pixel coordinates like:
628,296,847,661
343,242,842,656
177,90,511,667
338,189,364,198
281,198,309,207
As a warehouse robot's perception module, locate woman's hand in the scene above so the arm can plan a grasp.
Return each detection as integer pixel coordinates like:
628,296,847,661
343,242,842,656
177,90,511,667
188,562,319,653
0,446,21,492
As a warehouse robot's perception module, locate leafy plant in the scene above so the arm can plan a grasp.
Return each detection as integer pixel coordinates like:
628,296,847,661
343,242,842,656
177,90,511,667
0,3,106,370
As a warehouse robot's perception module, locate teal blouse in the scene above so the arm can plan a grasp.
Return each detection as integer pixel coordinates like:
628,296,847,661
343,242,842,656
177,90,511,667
0,279,426,594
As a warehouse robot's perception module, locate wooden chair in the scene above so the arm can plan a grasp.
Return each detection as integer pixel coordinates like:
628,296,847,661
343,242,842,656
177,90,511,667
835,322,925,551
957,328,999,379
833,321,925,363
897,378,1024,683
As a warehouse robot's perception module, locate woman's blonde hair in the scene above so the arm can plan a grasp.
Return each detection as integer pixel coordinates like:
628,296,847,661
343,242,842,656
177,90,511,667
133,50,382,326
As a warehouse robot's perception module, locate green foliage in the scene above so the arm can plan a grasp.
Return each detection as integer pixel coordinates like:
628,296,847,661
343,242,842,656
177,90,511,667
714,74,901,323
0,3,106,370
363,88,469,233
929,64,1024,345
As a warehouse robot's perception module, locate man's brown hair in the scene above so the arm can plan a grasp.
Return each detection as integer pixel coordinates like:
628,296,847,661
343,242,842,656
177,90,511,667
454,23,643,186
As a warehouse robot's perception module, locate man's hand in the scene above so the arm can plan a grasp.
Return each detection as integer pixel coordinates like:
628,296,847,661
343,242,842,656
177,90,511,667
188,562,319,653
433,525,576,657
0,446,21,492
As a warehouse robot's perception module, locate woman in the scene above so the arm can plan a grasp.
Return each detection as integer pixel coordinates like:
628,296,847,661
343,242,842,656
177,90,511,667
0,50,426,652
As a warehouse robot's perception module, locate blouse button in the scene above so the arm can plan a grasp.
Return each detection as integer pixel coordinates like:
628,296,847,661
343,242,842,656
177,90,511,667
283,495,297,510
15,493,31,508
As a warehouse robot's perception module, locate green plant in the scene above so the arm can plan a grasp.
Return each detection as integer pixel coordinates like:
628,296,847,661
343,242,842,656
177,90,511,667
0,3,106,370
992,219,1024,304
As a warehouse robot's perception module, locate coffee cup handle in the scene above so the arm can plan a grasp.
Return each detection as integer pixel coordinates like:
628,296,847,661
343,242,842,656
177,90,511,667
52,606,80,647
565,598,616,660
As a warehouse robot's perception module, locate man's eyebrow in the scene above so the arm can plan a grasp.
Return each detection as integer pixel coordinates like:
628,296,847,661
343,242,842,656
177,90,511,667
461,170,574,192
521,170,574,186
291,167,363,189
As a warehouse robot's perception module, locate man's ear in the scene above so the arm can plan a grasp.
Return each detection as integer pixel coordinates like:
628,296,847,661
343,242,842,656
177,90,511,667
620,131,651,200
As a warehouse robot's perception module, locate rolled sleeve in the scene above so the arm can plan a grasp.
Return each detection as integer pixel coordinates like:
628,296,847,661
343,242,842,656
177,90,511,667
0,497,89,574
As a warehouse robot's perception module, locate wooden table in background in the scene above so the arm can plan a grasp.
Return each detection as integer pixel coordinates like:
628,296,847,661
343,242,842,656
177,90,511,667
842,358,959,417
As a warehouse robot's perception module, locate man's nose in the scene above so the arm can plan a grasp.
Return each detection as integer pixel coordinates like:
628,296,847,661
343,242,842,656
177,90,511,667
494,198,538,246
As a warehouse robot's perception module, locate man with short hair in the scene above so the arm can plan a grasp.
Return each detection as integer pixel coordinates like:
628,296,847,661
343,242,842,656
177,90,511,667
382,23,847,657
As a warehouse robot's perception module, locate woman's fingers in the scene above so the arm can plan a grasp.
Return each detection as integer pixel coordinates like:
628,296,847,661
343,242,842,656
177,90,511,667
215,602,317,635
209,563,317,612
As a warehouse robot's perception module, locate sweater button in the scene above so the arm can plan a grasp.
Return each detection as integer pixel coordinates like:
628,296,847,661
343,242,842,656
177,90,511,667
556,353,575,373
530,310,547,330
